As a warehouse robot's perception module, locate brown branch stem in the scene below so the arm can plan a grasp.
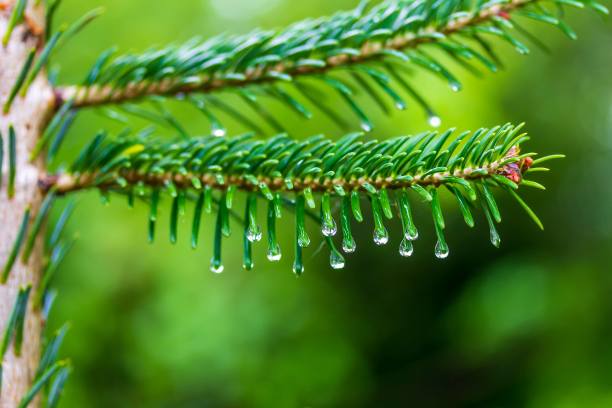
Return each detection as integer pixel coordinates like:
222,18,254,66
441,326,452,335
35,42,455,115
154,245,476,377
39,160,511,197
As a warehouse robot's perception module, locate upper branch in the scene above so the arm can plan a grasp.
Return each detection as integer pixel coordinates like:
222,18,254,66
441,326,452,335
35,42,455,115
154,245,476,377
54,0,539,108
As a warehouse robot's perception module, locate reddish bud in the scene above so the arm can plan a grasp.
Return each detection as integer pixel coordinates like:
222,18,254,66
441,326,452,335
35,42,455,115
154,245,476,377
520,156,534,172
497,146,528,184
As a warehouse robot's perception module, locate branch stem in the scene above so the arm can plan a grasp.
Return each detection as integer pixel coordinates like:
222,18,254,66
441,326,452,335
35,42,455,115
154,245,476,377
40,161,507,196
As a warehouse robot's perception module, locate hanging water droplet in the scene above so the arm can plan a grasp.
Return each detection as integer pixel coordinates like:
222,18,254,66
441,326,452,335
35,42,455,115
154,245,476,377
330,251,345,270
360,121,372,132
243,261,254,271
322,219,337,237
434,240,449,259
373,228,389,246
428,115,441,128
450,82,461,92
490,229,501,248
210,260,224,274
247,226,262,242
293,263,304,275
342,237,356,253
399,238,414,257
267,246,282,262
100,192,110,206
212,127,226,137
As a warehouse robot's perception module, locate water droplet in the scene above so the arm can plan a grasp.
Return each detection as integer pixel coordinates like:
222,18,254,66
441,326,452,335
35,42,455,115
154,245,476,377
434,240,449,259
395,101,407,110
210,260,224,274
247,226,262,242
267,246,282,262
450,83,461,92
399,238,414,257
373,228,389,246
322,219,337,237
293,263,304,275
212,128,226,137
360,121,372,132
428,115,441,128
406,228,419,241
517,47,529,55
330,252,345,270
490,229,501,248
342,237,356,253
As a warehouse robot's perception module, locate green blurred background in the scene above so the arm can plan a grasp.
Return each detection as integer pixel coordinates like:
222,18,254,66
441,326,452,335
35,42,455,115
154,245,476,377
46,0,612,407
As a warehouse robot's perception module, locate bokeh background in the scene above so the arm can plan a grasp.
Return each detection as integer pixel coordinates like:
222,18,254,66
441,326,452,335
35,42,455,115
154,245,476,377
46,0,612,406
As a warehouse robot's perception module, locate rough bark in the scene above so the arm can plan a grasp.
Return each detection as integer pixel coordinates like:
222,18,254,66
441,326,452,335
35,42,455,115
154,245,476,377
1,2,54,407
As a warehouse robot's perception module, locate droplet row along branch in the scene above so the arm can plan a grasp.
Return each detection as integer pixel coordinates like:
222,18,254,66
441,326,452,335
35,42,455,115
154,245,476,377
53,0,536,109
29,121,555,275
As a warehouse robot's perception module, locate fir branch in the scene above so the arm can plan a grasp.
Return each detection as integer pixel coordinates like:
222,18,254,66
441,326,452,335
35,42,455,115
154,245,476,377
37,123,556,272
40,124,531,195
53,0,606,114
42,150,517,194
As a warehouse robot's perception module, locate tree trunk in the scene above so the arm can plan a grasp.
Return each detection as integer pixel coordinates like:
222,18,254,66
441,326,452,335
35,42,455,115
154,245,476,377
1,2,54,407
